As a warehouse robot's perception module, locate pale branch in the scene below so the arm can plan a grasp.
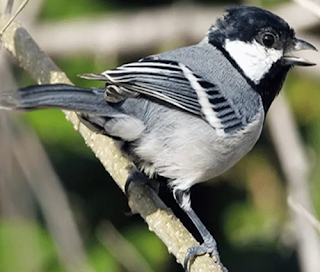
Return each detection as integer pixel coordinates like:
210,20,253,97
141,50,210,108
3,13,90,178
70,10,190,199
20,3,320,79
0,0,29,35
0,51,96,272
267,94,320,272
288,196,320,235
11,119,96,272
275,1,319,28
24,3,319,61
0,16,224,272
1,1,97,270
28,5,225,57
293,0,320,18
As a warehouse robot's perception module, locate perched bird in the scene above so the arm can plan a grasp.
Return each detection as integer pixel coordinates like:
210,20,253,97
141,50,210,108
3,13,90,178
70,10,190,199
0,5,317,271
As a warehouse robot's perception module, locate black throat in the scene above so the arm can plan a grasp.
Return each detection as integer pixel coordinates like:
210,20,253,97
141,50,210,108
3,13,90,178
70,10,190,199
255,62,291,112
208,34,291,113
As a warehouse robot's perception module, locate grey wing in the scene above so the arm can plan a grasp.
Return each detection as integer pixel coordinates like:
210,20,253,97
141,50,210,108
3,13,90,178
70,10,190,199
80,59,244,134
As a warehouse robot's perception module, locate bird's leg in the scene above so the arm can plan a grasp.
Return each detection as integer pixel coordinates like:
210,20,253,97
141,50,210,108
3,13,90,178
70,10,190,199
125,167,160,196
173,189,225,271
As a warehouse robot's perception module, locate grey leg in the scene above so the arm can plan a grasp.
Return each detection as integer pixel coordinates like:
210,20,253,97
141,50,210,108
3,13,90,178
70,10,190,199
174,189,224,271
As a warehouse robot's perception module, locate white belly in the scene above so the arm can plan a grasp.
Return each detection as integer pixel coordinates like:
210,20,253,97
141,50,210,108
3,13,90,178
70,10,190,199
134,106,265,191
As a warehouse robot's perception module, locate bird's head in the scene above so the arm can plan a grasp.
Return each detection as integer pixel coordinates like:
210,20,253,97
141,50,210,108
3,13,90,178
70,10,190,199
207,6,317,110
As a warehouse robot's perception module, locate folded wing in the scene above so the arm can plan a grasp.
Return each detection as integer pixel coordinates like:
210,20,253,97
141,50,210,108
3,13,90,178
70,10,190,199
80,59,244,134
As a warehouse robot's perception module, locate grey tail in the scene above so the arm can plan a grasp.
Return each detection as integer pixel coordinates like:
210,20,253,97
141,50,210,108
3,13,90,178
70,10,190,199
0,84,110,114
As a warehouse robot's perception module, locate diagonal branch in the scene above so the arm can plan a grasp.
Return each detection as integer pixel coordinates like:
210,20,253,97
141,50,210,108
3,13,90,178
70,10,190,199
0,0,29,35
0,16,224,272
267,94,320,272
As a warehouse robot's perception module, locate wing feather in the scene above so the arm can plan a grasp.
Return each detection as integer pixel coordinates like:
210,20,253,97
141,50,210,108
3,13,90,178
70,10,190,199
80,59,244,133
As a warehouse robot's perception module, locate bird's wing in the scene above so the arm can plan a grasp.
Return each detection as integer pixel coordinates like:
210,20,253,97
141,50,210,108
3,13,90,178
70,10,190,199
80,59,244,134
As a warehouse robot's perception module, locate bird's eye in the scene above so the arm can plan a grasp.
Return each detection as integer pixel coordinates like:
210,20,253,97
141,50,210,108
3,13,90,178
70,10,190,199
261,32,276,48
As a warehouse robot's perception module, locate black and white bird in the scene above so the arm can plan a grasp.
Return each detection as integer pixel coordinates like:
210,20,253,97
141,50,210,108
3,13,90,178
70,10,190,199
0,6,317,271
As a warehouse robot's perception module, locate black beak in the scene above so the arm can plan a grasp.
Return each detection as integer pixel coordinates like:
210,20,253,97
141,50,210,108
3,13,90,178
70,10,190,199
282,38,317,66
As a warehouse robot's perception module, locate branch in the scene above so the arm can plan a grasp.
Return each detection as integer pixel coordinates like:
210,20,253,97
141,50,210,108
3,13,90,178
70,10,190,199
0,0,29,35
267,94,320,272
292,0,320,18
1,2,98,270
23,3,319,60
12,121,96,272
28,5,225,57
0,15,224,272
288,196,320,235
19,3,319,80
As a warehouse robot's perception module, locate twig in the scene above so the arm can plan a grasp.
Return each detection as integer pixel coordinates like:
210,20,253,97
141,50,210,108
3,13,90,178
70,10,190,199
288,196,320,235
0,15,224,272
0,0,29,36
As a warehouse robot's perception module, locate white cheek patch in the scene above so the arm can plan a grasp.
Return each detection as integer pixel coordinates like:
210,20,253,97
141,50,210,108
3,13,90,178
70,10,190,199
224,39,283,84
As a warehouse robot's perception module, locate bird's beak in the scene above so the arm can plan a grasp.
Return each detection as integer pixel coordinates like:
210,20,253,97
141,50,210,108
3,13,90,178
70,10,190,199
282,38,317,66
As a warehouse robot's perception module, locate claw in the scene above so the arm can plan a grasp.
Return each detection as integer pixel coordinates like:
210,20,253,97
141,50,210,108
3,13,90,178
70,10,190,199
125,167,160,196
183,242,225,272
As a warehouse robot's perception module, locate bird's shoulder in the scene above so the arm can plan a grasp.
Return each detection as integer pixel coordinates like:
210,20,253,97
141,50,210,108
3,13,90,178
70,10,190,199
81,42,263,134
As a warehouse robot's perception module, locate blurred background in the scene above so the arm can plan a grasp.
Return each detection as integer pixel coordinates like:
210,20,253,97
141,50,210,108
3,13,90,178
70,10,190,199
0,0,320,272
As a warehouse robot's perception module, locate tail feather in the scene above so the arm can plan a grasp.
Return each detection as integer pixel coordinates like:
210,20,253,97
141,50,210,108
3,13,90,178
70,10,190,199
0,84,114,115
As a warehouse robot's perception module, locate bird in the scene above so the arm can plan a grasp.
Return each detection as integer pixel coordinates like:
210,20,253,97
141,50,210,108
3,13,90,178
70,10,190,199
0,5,317,271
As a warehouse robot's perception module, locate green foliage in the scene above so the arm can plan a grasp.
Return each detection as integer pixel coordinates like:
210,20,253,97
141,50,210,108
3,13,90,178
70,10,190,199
40,0,114,21
88,243,119,272
0,219,56,272
224,202,283,248
54,57,116,88
223,151,286,248
286,72,320,126
23,109,90,157
125,226,169,269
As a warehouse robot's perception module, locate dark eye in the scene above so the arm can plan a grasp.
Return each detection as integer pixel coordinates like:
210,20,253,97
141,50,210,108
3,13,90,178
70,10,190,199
262,32,276,48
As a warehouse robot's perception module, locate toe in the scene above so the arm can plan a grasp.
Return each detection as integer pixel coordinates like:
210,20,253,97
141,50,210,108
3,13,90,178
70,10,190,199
183,242,223,271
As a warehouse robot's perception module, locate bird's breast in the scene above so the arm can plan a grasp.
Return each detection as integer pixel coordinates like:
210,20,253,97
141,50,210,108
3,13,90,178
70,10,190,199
210,107,265,176
132,103,265,190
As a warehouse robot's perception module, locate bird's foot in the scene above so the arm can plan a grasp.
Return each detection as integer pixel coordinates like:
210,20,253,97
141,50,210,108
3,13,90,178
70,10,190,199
183,240,227,272
125,167,159,196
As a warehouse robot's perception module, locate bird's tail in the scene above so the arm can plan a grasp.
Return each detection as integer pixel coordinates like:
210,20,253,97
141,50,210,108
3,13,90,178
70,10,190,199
0,84,111,114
